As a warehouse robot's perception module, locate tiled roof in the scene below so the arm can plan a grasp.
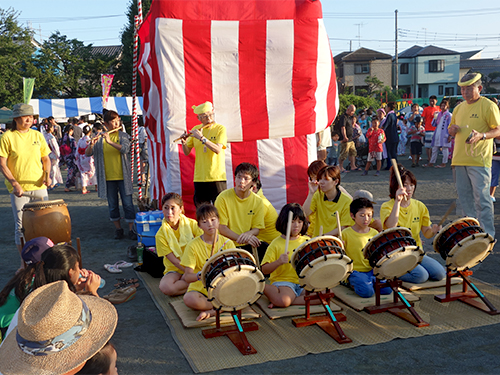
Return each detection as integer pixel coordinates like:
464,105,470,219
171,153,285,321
90,45,122,58
398,45,458,58
334,48,392,63
460,58,500,82
460,50,483,60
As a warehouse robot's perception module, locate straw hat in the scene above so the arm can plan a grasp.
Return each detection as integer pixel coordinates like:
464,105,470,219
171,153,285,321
0,281,118,375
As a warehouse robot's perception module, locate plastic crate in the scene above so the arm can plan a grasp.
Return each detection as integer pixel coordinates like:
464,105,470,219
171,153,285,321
135,210,163,247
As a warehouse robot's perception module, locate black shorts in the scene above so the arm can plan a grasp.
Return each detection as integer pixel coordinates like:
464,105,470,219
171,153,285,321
193,181,227,207
410,141,423,155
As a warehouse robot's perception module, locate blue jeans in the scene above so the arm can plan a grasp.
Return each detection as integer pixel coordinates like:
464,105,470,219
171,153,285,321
106,180,135,223
455,166,495,238
348,269,392,298
398,255,446,284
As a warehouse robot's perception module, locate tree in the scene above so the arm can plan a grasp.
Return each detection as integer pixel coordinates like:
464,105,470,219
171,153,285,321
33,31,118,98
115,0,152,96
0,7,37,106
364,75,384,96
337,94,379,117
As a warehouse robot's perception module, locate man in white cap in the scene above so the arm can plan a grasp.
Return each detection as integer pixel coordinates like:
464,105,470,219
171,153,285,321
181,101,227,206
448,73,500,237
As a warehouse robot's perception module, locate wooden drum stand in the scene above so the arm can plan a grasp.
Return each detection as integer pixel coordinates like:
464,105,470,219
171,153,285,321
434,269,500,315
292,289,352,344
364,278,429,327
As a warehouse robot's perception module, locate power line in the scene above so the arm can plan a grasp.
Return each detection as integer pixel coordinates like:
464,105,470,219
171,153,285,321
18,14,126,23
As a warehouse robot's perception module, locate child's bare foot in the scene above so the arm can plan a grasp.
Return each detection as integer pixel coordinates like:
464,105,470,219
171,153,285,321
196,309,215,321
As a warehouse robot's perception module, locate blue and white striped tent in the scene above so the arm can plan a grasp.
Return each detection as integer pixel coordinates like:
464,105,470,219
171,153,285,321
30,97,144,119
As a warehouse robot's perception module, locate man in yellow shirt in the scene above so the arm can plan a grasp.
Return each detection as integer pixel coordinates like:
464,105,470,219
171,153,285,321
449,73,500,237
181,101,227,207
214,163,266,260
252,179,280,245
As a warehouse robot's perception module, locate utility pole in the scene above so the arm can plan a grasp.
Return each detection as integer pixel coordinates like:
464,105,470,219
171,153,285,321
395,10,399,91
354,23,365,48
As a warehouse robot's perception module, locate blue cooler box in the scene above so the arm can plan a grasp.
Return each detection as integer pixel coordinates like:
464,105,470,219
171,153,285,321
135,210,164,247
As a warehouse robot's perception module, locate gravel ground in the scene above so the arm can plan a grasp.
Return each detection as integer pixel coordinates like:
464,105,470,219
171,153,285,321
1,156,500,374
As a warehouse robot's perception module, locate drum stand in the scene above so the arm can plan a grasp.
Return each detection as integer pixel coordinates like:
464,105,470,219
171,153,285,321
365,279,429,327
434,269,500,315
292,290,352,344
202,309,259,355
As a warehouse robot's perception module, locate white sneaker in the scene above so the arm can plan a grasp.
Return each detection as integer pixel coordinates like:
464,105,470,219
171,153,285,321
491,196,496,203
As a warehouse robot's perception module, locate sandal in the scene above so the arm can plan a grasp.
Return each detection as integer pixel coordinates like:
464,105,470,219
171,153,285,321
114,278,139,288
114,260,134,269
104,264,123,274
104,286,137,304
114,281,140,289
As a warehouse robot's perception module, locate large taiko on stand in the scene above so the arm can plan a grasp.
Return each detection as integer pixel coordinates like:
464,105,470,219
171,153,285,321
362,160,429,327
433,217,498,315
290,212,354,343
200,244,265,355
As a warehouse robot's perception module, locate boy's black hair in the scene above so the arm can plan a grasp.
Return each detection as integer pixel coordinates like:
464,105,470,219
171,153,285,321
254,179,262,192
429,95,437,100
350,198,373,216
275,203,309,235
196,203,219,223
331,131,340,137
234,162,259,182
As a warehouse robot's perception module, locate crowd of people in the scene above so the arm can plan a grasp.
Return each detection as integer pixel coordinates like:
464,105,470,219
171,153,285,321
0,73,499,373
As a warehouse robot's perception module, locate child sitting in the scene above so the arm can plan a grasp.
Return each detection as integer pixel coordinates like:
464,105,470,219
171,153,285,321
408,116,425,168
181,204,235,321
343,198,391,298
261,203,312,308
156,193,202,296
363,118,385,176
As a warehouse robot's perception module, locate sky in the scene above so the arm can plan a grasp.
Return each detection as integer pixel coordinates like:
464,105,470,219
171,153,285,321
4,0,500,59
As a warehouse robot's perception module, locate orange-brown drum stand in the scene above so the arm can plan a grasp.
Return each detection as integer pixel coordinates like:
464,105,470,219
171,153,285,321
434,269,500,315
292,290,352,344
22,199,71,244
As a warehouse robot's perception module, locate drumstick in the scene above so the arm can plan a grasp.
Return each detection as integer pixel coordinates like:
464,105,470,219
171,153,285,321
210,229,218,257
284,210,293,256
319,226,323,236
335,211,342,242
391,159,404,190
438,201,457,227
172,123,212,143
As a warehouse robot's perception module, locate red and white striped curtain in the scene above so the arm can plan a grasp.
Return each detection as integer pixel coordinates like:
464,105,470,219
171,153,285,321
138,0,338,216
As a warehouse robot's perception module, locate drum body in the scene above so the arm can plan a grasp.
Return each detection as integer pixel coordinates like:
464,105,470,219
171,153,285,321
363,227,423,280
290,235,353,292
433,217,494,271
201,249,265,312
22,199,71,244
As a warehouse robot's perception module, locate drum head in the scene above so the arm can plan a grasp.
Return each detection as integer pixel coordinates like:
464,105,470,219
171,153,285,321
363,227,413,259
298,253,353,292
200,248,255,287
432,217,480,253
207,265,265,311
290,235,344,267
446,233,495,271
22,199,66,210
373,246,424,279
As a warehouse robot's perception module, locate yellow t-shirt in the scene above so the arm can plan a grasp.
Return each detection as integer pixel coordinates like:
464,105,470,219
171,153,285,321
214,189,265,243
180,235,235,296
380,198,431,248
256,190,280,244
262,235,309,284
342,226,378,272
103,132,123,180
185,123,227,182
155,216,203,274
0,129,50,193
309,190,354,237
450,97,500,168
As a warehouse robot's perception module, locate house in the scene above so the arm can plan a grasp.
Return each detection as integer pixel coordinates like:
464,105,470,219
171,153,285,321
396,45,460,99
460,51,500,93
90,45,122,59
334,48,392,95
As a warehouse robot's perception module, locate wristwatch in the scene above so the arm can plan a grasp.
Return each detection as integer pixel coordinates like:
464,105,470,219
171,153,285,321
483,133,487,141
201,137,207,145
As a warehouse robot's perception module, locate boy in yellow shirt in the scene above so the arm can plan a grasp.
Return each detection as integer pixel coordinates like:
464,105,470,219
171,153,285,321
181,204,235,321
215,163,266,260
343,198,391,298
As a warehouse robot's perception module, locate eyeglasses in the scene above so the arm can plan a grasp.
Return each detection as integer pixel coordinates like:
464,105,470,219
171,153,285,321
198,112,214,120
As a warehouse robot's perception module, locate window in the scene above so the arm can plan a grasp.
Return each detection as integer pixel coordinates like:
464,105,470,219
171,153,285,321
445,87,454,96
438,85,444,95
400,63,409,74
354,64,370,74
429,59,445,72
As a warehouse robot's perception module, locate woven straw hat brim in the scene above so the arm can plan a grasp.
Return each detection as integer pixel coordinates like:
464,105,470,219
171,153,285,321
0,294,118,375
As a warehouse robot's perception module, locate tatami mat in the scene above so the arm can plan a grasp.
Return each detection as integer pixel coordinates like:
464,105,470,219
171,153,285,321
171,300,261,328
402,277,463,291
255,294,341,319
137,271,500,373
